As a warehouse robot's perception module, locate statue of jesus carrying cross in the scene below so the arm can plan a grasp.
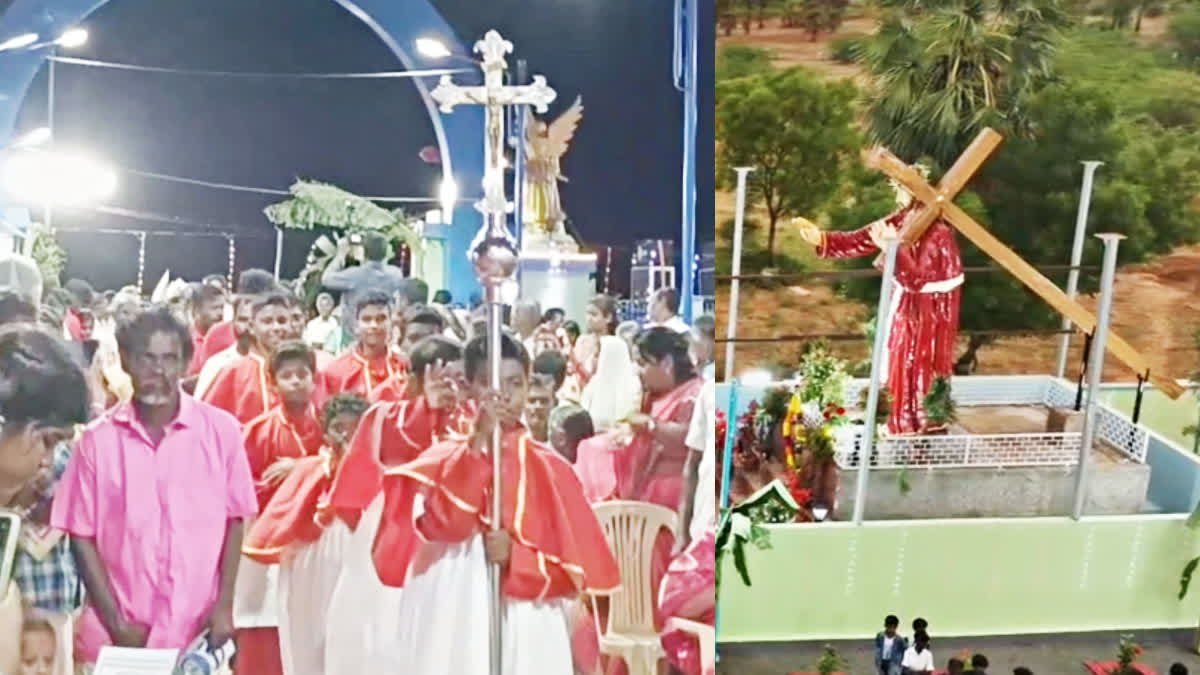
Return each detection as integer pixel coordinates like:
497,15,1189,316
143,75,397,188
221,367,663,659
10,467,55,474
793,164,964,436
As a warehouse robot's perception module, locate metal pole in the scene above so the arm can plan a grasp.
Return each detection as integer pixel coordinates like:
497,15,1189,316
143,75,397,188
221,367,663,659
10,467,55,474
136,232,146,295
1055,161,1103,379
723,167,753,381
32,51,56,256
273,228,283,280
1071,233,1124,520
852,235,900,525
678,0,698,323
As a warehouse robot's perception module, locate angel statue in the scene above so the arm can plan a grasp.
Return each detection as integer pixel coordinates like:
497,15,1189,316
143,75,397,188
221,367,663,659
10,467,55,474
522,95,583,252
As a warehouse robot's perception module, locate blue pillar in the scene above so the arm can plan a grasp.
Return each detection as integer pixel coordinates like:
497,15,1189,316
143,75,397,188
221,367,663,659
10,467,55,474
675,0,698,323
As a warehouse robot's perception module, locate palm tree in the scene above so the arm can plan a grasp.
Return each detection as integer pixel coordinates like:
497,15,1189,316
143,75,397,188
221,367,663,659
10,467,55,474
859,0,1069,169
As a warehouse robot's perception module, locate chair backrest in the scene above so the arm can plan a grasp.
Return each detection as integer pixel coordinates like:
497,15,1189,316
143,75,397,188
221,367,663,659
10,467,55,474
592,500,678,636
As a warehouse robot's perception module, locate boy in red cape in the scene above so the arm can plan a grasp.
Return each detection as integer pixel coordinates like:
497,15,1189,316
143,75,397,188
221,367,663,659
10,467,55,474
243,393,369,675
203,292,294,425
371,332,620,673
230,339,324,675
320,289,407,401
321,335,471,673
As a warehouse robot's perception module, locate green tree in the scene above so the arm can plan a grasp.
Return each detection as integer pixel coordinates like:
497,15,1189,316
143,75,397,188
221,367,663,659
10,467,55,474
1171,4,1200,68
859,0,1070,169
716,68,861,264
716,45,774,81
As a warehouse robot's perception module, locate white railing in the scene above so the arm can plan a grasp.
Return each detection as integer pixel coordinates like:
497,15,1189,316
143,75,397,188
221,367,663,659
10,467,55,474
833,431,1082,469
823,374,1148,468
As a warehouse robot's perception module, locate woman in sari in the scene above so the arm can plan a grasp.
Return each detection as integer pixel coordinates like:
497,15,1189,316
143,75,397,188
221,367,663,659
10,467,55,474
573,328,704,675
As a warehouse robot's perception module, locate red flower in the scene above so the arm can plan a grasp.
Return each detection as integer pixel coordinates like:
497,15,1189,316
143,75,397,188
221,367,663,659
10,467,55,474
1134,646,1143,655
836,407,845,415
823,412,832,420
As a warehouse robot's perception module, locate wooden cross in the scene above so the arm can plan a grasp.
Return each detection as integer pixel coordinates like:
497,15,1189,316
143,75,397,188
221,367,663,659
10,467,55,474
865,129,1185,399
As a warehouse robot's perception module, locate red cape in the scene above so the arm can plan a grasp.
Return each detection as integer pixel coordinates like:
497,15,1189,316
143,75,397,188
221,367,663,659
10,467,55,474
199,321,236,363
372,428,622,601
320,346,406,400
324,396,471,529
243,404,324,505
201,353,276,425
243,453,337,564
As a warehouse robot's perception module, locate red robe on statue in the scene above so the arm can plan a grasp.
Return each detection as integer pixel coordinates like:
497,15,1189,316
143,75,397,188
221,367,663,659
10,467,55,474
817,205,963,434
202,353,277,426
370,426,621,600
320,345,407,401
324,395,470,530
242,404,324,506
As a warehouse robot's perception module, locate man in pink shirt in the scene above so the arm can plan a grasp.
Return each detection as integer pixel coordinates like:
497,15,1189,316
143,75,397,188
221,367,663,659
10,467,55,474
52,305,258,665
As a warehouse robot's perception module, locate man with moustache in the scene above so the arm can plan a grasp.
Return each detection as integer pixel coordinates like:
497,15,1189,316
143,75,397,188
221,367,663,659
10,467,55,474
51,306,257,666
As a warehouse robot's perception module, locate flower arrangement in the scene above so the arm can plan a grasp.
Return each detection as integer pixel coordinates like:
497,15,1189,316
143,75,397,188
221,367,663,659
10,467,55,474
1113,634,1142,675
799,341,849,409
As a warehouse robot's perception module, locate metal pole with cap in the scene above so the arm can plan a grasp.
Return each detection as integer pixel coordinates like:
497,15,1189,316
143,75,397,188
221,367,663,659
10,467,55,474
1056,161,1103,379
429,31,557,675
1071,233,1123,520
853,233,900,525
723,167,753,382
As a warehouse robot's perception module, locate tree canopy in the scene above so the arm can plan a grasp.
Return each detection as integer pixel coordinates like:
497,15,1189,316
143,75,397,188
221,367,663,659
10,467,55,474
716,68,860,263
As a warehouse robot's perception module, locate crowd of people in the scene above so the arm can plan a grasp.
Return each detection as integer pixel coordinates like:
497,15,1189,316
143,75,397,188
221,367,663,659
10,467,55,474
0,230,717,675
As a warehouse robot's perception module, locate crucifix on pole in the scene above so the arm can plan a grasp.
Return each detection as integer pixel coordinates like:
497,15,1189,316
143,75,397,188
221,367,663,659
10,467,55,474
863,129,1185,399
428,29,556,675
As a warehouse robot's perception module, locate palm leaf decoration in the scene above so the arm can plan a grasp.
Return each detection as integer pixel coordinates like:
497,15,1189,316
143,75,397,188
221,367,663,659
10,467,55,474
264,179,424,271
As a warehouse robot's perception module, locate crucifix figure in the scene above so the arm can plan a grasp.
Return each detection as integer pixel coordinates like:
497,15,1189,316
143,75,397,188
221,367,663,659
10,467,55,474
795,129,1183,435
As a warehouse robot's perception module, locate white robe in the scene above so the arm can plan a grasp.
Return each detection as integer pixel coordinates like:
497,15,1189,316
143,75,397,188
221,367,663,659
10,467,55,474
278,520,350,675
323,495,406,673
392,495,574,674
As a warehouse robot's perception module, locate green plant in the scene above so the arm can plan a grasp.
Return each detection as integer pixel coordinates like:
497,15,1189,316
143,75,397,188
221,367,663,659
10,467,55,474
830,35,861,63
716,45,775,81
1114,633,1142,674
922,376,958,427
816,644,846,675
1173,4,1200,68
799,341,850,407
897,464,912,496
28,224,66,291
715,507,773,599
760,385,793,426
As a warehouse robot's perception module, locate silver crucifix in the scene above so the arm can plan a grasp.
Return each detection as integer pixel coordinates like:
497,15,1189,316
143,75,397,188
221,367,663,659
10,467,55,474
428,30,556,675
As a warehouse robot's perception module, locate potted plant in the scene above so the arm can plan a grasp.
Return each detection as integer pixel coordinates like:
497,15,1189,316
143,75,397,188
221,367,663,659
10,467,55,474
1084,634,1148,675
792,644,847,675
922,376,957,434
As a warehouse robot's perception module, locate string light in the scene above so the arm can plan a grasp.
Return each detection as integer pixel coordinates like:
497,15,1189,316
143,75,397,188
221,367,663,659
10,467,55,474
136,231,146,295
604,246,612,293
227,236,236,289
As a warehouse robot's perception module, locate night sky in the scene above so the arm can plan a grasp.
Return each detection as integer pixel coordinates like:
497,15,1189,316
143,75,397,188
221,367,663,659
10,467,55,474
10,0,714,295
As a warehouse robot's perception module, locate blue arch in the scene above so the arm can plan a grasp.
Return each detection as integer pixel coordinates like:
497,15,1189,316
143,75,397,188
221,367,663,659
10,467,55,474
0,0,485,297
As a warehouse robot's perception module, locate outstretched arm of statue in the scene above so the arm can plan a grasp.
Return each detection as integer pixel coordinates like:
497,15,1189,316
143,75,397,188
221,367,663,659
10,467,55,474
796,216,883,260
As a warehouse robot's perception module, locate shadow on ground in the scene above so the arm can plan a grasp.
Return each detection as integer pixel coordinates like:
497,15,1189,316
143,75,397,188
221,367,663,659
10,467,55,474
718,630,1200,674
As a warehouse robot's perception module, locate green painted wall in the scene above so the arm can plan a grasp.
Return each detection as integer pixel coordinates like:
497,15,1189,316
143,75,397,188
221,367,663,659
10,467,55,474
719,517,1200,641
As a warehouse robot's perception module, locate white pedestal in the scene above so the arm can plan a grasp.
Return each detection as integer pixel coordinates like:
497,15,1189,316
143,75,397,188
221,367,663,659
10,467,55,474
518,252,597,325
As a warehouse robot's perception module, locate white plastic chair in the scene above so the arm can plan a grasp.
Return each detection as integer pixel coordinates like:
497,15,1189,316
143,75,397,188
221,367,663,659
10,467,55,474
663,617,715,675
591,500,678,675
